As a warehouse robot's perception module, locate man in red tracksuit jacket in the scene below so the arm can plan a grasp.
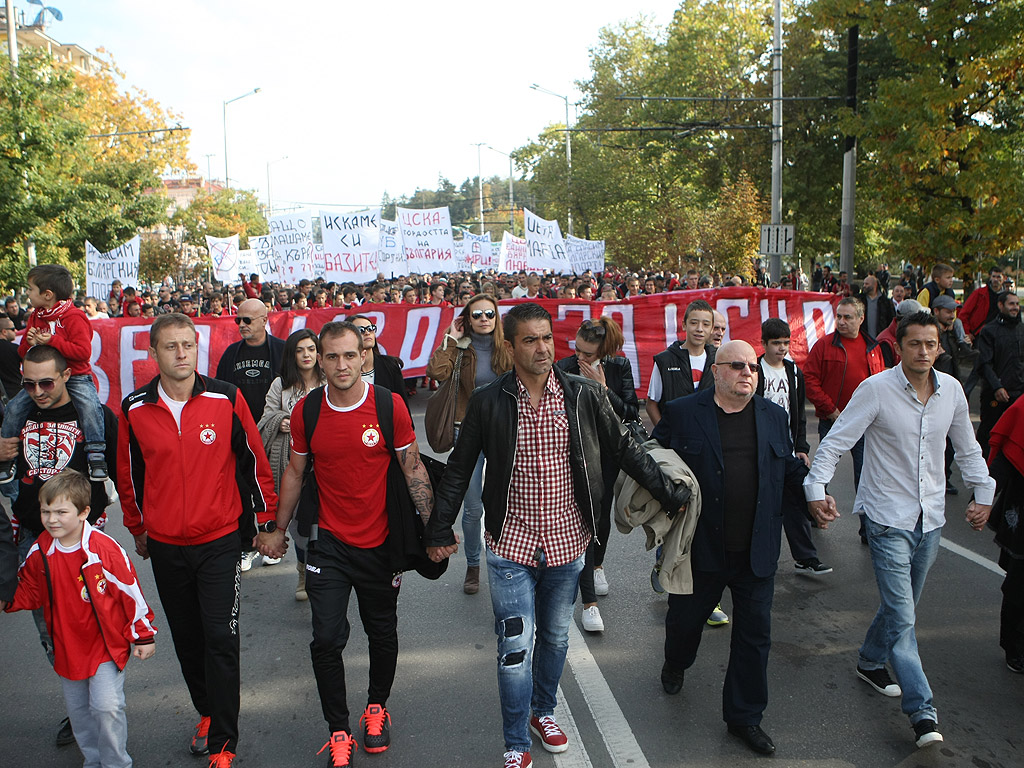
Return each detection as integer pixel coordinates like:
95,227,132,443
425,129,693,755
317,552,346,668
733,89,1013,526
118,313,278,768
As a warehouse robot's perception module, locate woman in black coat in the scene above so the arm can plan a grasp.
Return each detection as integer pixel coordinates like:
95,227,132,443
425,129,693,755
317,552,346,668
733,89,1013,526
555,316,640,633
350,315,410,414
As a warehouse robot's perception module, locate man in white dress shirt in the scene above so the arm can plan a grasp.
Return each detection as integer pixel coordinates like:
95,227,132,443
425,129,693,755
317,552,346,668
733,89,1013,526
805,311,995,750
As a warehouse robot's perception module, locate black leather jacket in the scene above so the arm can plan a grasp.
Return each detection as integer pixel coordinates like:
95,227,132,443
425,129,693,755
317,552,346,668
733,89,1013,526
424,365,691,549
554,354,639,422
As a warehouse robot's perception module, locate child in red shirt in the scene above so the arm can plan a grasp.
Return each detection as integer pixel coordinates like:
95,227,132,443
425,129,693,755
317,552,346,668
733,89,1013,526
0,265,108,487
4,469,157,768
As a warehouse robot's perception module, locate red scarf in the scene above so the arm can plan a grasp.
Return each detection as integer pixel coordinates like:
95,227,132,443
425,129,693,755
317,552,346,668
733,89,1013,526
989,396,1024,477
32,299,74,324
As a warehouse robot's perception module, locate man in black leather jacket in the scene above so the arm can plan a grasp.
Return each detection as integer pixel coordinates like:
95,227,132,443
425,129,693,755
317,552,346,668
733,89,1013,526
425,303,688,768
974,291,1023,458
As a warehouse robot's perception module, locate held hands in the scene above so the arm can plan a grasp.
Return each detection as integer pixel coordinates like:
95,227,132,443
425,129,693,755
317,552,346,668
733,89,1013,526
257,529,289,559
133,643,156,660
426,534,460,563
966,501,991,531
807,495,840,529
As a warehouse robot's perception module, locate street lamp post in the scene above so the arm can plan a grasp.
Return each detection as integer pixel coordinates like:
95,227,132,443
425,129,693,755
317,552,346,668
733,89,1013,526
472,143,485,234
530,83,574,236
266,156,288,218
485,145,516,234
222,87,261,187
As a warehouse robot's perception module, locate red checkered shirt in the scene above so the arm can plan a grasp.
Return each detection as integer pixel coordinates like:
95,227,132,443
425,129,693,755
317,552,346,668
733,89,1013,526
485,372,591,567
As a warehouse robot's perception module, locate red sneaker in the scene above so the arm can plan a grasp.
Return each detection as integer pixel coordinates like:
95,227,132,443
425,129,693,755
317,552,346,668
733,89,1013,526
359,704,391,753
190,716,211,755
318,731,357,767
529,715,569,753
503,750,532,767
207,747,235,767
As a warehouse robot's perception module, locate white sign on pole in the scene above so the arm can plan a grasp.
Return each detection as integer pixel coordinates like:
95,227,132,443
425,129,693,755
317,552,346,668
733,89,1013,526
523,208,571,273
396,206,455,274
270,211,315,284
498,231,528,273
491,240,502,266
462,230,493,271
759,224,795,256
247,234,281,281
205,234,240,283
312,244,327,280
378,218,406,277
565,235,606,275
85,236,140,300
320,208,380,283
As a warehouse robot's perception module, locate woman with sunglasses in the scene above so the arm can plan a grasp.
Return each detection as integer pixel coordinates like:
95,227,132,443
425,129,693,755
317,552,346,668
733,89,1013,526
348,315,410,413
555,315,639,632
258,329,326,600
425,294,513,594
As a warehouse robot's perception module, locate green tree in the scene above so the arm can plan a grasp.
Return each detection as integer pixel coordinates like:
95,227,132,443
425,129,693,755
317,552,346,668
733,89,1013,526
171,188,267,249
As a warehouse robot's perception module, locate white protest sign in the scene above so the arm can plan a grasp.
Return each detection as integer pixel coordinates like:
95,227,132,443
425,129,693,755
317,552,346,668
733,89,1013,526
524,208,571,274
237,249,256,276
269,211,315,284
453,239,466,271
498,231,528,273
320,208,380,283
85,236,140,300
491,240,502,266
312,244,327,279
205,234,240,283
378,218,406,277
397,206,455,274
247,234,281,281
462,230,493,271
565,235,606,275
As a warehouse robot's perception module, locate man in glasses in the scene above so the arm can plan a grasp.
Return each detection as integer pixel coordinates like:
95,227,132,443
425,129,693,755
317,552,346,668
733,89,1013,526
0,344,119,747
651,340,827,756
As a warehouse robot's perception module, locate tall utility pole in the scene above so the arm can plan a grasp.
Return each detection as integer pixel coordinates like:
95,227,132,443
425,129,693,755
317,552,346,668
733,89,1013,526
473,143,485,234
5,0,36,267
222,87,260,187
839,26,858,277
770,0,783,283
530,84,574,236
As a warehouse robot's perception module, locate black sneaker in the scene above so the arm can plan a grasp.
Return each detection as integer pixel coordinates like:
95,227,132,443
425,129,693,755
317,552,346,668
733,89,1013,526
1007,654,1024,674
87,453,108,481
360,704,391,753
857,666,902,697
795,558,833,575
0,459,16,484
56,716,75,747
661,662,684,695
913,718,943,748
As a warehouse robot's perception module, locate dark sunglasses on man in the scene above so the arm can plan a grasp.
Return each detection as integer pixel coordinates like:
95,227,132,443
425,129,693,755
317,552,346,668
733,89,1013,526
22,378,57,392
471,309,496,320
233,315,265,325
719,361,759,373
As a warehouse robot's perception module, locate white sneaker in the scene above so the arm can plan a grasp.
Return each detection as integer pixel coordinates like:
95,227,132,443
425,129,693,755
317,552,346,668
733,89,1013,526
593,567,609,596
240,551,259,572
582,606,605,632
262,555,282,566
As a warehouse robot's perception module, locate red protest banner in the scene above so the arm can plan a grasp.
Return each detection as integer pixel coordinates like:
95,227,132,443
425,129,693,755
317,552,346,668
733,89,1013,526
87,288,841,407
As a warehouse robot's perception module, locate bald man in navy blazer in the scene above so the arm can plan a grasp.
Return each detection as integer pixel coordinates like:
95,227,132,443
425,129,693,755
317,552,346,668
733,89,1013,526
651,340,834,756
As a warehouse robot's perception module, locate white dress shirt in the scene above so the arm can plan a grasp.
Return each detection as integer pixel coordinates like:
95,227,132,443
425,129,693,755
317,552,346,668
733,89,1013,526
804,364,995,533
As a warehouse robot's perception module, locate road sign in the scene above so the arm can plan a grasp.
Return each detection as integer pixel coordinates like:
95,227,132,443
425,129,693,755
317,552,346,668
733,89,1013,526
760,224,794,256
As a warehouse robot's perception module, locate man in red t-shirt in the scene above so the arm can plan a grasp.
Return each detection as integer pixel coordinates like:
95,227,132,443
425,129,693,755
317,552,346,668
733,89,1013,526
259,321,434,767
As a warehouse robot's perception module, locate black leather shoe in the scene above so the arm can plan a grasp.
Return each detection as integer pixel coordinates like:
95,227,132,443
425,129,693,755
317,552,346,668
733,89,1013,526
728,724,775,755
945,481,959,496
661,662,685,694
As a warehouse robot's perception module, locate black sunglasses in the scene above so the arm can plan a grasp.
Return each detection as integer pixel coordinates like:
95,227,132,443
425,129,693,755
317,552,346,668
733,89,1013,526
471,309,496,320
356,324,377,334
719,361,759,373
22,378,57,392
234,316,265,325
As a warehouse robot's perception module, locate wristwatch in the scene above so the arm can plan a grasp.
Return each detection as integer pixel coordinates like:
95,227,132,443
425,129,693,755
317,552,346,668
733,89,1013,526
258,520,278,534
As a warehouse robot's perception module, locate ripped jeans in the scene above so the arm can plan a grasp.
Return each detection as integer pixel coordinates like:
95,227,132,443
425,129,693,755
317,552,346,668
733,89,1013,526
486,546,584,752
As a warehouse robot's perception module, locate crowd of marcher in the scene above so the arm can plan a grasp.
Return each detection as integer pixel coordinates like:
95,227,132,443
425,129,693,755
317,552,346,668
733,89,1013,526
0,257,1021,768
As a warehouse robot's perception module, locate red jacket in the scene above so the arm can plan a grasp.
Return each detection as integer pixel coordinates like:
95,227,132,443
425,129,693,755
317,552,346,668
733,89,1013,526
19,301,93,375
118,374,277,546
6,522,156,674
803,331,886,418
242,278,262,299
959,286,994,337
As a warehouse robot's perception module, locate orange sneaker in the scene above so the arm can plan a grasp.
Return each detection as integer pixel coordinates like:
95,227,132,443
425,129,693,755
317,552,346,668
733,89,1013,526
190,716,211,755
208,747,235,767
318,731,357,767
359,704,391,753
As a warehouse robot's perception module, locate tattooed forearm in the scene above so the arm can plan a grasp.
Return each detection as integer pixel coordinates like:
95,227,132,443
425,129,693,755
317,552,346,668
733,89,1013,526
407,466,434,521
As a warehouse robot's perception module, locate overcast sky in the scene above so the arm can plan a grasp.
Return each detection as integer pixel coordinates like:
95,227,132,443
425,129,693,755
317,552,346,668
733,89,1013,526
30,0,683,213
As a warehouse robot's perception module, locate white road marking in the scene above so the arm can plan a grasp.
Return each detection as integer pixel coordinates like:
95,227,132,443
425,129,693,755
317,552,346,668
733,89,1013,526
940,538,1005,576
564,621,652,768
554,685,594,768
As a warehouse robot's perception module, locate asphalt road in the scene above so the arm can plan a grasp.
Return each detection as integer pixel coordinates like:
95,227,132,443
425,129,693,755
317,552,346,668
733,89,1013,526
3,389,1022,767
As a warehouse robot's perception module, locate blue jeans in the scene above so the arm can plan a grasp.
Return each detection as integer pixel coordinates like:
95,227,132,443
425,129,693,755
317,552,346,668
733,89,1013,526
61,661,131,768
486,546,584,752
859,515,941,725
1,373,105,450
461,451,486,567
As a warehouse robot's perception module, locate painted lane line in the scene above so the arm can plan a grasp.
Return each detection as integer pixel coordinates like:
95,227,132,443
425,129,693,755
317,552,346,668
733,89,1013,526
565,621,652,768
554,685,594,768
940,538,1004,576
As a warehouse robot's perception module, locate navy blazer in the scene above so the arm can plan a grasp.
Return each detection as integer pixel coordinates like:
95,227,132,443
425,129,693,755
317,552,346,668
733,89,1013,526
651,387,808,578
